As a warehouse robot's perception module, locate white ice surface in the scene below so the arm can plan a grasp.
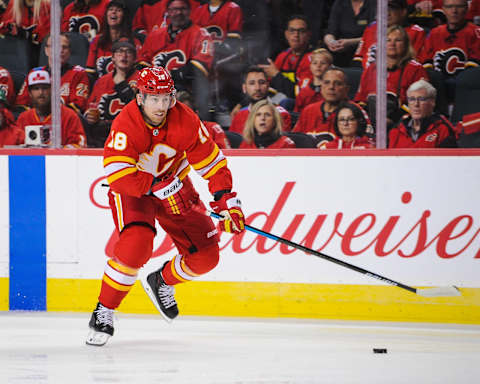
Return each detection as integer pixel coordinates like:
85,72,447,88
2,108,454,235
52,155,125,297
0,312,479,384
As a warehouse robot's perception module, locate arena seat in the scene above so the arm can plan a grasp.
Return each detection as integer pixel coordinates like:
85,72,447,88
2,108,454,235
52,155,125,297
342,66,362,99
451,67,480,124
283,132,316,148
225,130,243,148
0,36,31,92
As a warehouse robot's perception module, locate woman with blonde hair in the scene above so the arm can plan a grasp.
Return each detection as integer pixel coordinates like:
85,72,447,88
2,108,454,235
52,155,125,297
240,99,296,149
0,0,50,44
355,24,429,127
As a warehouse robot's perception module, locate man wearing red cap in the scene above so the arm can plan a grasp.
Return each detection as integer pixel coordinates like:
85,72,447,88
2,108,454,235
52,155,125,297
86,67,245,346
16,68,86,147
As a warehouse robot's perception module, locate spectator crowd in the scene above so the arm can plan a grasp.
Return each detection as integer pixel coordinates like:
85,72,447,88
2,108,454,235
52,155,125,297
1,0,480,149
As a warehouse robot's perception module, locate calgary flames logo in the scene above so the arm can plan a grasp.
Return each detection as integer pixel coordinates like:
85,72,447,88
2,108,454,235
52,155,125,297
68,15,100,41
433,48,467,76
96,56,114,77
152,50,186,70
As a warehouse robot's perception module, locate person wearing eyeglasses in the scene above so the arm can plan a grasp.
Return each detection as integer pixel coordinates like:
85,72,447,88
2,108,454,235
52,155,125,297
320,101,375,149
258,15,312,101
388,79,457,147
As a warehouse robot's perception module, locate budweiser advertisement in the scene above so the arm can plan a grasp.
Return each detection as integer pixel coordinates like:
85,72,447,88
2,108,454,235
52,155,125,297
44,154,480,288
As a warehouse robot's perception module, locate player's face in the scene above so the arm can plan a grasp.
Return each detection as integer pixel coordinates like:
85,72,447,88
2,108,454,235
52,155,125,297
243,72,269,102
387,7,407,26
107,5,124,27
321,70,348,103
310,54,331,79
336,108,358,137
138,93,172,125
254,105,275,135
407,89,435,120
285,19,310,51
112,48,136,71
29,84,51,109
167,0,191,29
46,36,70,66
386,30,406,59
443,0,468,25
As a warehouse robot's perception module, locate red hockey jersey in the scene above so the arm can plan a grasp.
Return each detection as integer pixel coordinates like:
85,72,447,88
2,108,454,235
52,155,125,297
274,49,312,85
322,135,374,149
355,60,428,105
15,64,90,113
0,66,16,106
419,22,480,76
239,135,295,149
86,36,143,78
103,100,232,197
204,120,230,149
293,101,338,143
0,0,51,44
16,105,87,147
229,103,292,134
132,0,201,34
388,114,456,148
61,0,110,41
138,23,214,74
294,80,324,113
87,69,139,122
0,108,23,147
354,22,426,69
191,0,243,42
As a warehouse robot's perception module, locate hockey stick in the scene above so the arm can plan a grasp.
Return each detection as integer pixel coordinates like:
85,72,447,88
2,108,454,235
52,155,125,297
205,210,461,298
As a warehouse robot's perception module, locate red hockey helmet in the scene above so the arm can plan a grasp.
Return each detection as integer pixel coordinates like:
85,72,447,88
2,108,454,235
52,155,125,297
136,67,175,95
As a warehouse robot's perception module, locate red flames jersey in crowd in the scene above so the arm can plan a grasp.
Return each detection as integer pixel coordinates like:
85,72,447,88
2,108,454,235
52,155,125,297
61,0,110,41
293,100,338,139
0,66,16,106
203,121,230,149
388,114,456,148
274,49,312,85
15,65,90,113
16,105,87,148
294,81,324,113
355,60,428,105
0,108,23,147
191,1,243,42
104,100,232,197
239,135,295,149
354,22,426,69
0,0,51,44
419,22,480,76
132,0,201,34
322,136,374,149
138,23,214,73
467,0,480,22
229,104,292,134
86,36,143,78
87,70,138,122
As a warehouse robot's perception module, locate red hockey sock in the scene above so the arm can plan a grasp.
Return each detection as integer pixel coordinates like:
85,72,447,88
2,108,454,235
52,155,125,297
162,244,220,285
98,225,155,309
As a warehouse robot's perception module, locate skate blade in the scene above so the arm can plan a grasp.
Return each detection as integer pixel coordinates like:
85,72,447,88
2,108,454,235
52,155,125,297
140,276,173,324
86,329,111,346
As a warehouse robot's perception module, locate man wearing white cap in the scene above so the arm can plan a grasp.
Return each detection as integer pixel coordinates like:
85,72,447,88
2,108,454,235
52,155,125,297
16,68,87,147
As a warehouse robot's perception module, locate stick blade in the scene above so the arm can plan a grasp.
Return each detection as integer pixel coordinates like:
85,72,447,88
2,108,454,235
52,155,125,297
416,286,461,297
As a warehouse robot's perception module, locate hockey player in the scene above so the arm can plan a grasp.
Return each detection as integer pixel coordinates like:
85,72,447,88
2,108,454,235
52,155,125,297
86,67,245,346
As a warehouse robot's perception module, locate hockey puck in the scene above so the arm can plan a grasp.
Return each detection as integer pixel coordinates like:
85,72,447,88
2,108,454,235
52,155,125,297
373,348,387,354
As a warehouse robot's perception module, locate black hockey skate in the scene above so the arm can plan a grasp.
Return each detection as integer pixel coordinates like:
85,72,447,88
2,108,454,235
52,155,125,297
86,302,114,346
141,265,179,322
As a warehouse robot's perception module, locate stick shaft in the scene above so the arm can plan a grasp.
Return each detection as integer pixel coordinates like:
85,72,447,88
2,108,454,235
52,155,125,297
208,211,417,294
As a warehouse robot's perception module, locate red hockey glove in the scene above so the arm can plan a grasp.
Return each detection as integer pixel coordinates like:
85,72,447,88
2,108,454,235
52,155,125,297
151,176,192,215
209,192,245,234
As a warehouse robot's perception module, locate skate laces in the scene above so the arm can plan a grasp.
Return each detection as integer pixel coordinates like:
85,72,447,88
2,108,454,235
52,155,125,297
158,283,177,309
95,304,114,327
